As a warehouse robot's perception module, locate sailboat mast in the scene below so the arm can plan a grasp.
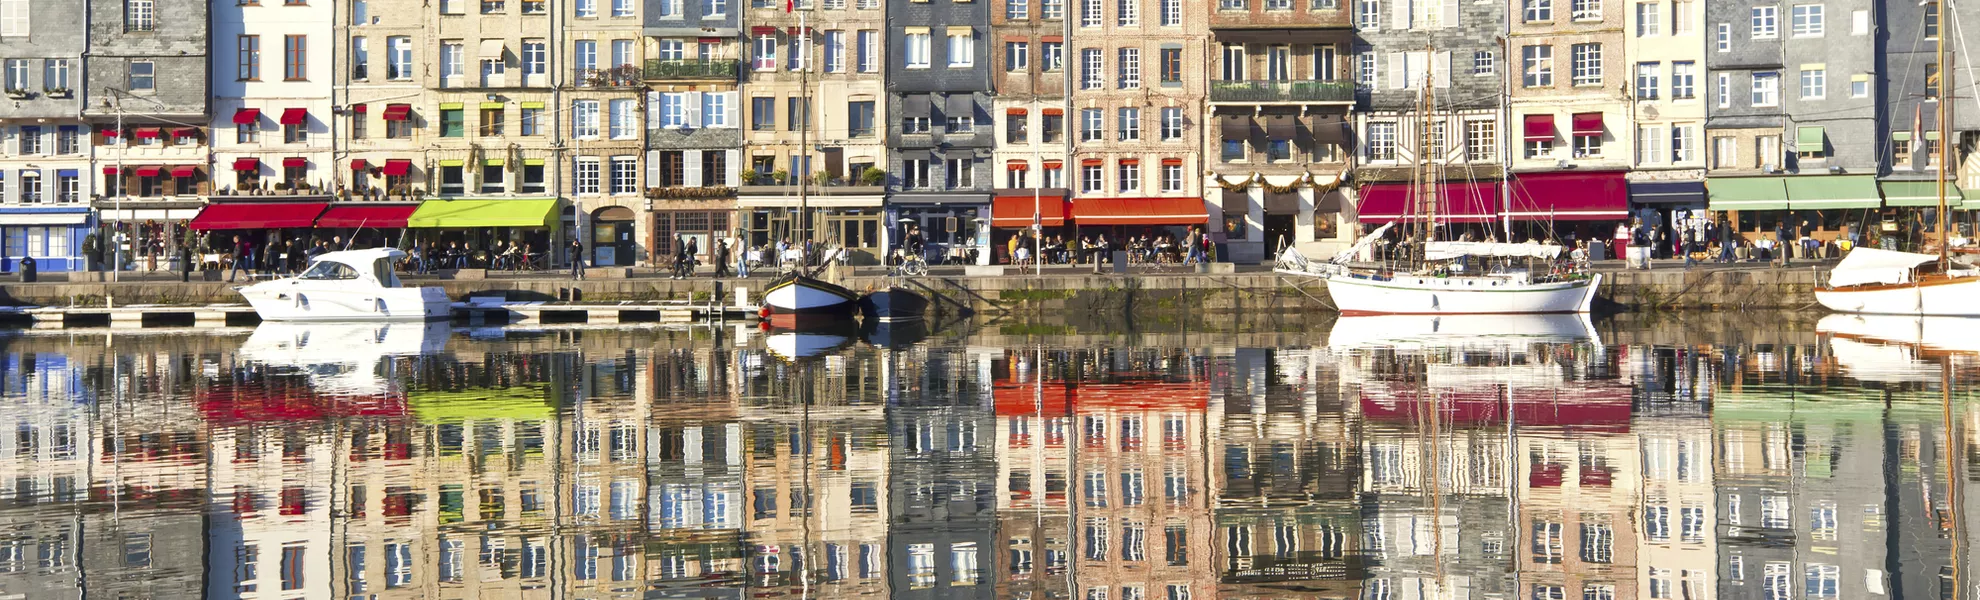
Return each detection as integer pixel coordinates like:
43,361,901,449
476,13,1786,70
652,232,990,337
799,9,812,247
1938,9,1951,269
1422,47,1440,242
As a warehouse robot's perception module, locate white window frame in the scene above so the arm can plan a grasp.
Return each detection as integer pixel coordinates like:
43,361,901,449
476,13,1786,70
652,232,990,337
1789,4,1822,36
1799,68,1824,99
948,31,974,68
1751,6,1778,39
1570,43,1602,86
1751,71,1779,106
1636,2,1660,36
905,33,930,69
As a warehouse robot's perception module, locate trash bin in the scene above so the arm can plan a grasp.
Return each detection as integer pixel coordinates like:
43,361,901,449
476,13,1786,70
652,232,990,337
1112,251,1128,274
19,256,35,283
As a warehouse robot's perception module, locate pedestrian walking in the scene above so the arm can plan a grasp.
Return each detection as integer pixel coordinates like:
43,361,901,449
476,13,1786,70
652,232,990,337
1774,221,1792,267
569,238,586,279
713,237,732,278
227,235,249,282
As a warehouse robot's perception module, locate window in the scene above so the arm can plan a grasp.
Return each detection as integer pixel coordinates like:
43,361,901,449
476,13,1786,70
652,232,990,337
1925,1,1940,38
1928,62,1942,97
351,37,369,79
1043,113,1063,142
1570,0,1597,20
1367,122,1397,161
1713,135,1738,168
1532,521,1565,564
576,0,596,16
574,99,601,138
238,35,261,80
610,157,636,194
905,33,930,68
440,108,465,137
0,0,28,36
753,35,777,70
1474,50,1495,75
1161,163,1183,191
1804,564,1839,600
1522,45,1554,87
523,40,546,76
1636,2,1660,35
1672,124,1695,162
904,159,930,188
128,61,154,91
1044,0,1064,18
1751,72,1779,106
1081,163,1102,192
1081,108,1104,141
1081,0,1101,25
1007,113,1028,142
573,158,601,194
1716,23,1731,51
788,97,812,132
1119,48,1140,88
480,106,505,136
949,30,974,68
1579,523,1614,563
1751,6,1777,38
1716,72,1730,107
608,98,636,138
902,115,929,133
1758,135,1781,167
238,119,260,143
17,127,36,154
752,97,776,130
1359,0,1381,28
485,0,506,11
1008,0,1028,18
1265,45,1290,80
1789,4,1822,36
56,127,78,154
1851,74,1869,98
825,31,845,72
1007,42,1030,71
1673,1,1693,34
1220,44,1244,80
1465,119,1496,161
1800,68,1824,99
1118,107,1140,140
1,59,21,92
284,121,307,143
439,41,466,86
573,39,597,75
1160,107,1184,140
439,164,465,194
1672,61,1695,98
1636,63,1660,99
1119,0,1139,24
126,0,155,31
848,100,874,136
521,107,542,135
1042,163,1064,187
1162,0,1180,24
1574,130,1600,157
1524,0,1551,21
1044,42,1064,71
1527,137,1553,159
1117,161,1139,192
284,35,307,80
1081,48,1103,89
388,37,413,79
1570,43,1601,86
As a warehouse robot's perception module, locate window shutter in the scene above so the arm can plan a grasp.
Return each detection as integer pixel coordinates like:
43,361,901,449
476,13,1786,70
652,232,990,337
685,150,704,187
724,150,741,186
1391,0,1411,30
1432,51,1451,87
686,92,704,128
646,91,662,127
646,150,662,186
1388,53,1406,89
1441,0,1458,28
723,92,740,128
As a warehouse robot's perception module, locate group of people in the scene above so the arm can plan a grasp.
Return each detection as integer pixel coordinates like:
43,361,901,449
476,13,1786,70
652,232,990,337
405,240,546,274
1003,227,1215,266
1602,215,1842,270
223,235,348,282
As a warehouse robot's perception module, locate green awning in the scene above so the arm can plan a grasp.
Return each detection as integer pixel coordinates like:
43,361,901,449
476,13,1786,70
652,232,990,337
1962,186,1980,210
1892,132,1913,142
1880,180,1963,207
406,198,559,228
1707,176,1790,211
1786,175,1881,209
408,386,554,423
1796,126,1826,148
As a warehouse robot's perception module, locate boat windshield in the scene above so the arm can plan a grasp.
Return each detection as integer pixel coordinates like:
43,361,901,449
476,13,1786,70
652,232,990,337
299,261,359,280
372,257,402,287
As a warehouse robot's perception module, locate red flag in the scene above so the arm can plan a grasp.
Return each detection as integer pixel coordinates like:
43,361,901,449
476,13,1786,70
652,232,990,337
785,0,793,11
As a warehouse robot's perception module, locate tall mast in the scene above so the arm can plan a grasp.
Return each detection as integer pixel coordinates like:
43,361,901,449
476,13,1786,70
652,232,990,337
798,8,812,248
1939,6,1951,269
1421,47,1440,243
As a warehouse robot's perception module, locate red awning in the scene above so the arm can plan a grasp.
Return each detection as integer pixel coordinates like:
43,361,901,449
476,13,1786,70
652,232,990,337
751,26,778,35
380,159,413,176
134,166,162,177
1522,114,1557,141
232,158,260,171
1071,197,1209,226
992,194,1070,227
283,157,308,168
132,128,161,139
1007,108,1028,115
1571,112,1603,137
350,103,368,113
1161,158,1183,166
992,379,1209,416
1006,161,1029,170
280,108,309,126
168,165,198,178
1507,170,1629,221
698,37,724,43
188,202,331,231
349,159,369,171
102,167,119,175
1118,158,1139,165
1355,181,1502,223
381,104,412,121
316,204,419,228
1042,108,1064,116
172,127,199,138
232,108,261,124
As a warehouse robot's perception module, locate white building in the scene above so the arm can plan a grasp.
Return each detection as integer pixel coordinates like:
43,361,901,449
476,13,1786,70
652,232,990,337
210,0,336,198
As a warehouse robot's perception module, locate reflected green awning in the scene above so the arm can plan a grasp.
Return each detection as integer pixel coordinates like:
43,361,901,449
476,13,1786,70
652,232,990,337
406,198,560,228
408,386,554,423
1786,175,1881,209
1796,126,1826,148
1707,176,1790,211
1881,180,1963,207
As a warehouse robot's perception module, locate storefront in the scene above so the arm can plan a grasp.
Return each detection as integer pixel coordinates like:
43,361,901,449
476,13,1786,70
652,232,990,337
989,191,1070,263
590,206,638,267
0,205,92,272
314,203,421,248
739,188,887,265
1507,170,1630,242
886,193,990,266
1355,181,1503,241
1069,197,1210,260
96,202,202,272
188,201,332,266
405,198,561,268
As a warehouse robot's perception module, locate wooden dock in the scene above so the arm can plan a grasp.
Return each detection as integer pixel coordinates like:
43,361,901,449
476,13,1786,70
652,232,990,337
0,301,761,329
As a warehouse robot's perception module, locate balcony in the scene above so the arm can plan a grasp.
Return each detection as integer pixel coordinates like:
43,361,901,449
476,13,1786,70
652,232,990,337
644,59,741,81
574,66,645,88
1210,80,1357,104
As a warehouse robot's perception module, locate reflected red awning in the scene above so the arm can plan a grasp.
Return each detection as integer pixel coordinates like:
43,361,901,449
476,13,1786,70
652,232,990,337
1523,114,1557,141
1355,181,1501,223
280,108,309,125
197,384,405,426
1571,112,1604,137
232,108,261,124
134,166,162,177
992,379,1209,416
188,202,331,230
1071,197,1208,226
1507,170,1629,221
283,157,308,168
168,165,198,178
316,204,419,228
380,159,413,176
993,194,1070,227
381,104,412,121
349,159,369,171
232,158,260,171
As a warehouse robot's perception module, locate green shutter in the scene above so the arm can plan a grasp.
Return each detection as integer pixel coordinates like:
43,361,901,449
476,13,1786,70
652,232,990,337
1796,126,1825,148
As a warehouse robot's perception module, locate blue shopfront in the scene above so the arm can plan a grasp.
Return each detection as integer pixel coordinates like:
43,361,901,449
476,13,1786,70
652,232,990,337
0,205,93,272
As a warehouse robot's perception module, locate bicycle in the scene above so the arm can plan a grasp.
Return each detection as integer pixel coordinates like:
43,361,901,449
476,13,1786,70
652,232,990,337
892,249,928,277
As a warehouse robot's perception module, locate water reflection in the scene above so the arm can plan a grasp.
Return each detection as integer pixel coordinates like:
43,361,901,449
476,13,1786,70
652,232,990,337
0,314,1974,599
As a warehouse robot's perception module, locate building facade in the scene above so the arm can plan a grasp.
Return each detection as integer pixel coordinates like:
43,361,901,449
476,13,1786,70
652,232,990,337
886,0,996,265
565,0,652,266
642,0,744,265
0,0,94,272
988,0,1070,251
86,0,211,272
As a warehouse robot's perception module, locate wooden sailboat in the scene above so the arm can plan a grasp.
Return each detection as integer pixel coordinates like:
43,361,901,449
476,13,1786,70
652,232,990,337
763,9,861,325
1278,52,1601,314
1815,13,1980,316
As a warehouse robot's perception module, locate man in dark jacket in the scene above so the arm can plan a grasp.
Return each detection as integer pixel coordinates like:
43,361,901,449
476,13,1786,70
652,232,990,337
1775,221,1793,266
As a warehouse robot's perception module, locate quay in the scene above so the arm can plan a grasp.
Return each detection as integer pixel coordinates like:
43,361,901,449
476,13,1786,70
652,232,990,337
0,260,1829,328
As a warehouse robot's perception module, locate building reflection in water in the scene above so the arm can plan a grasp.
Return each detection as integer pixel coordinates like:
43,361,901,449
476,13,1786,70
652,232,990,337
0,316,1975,599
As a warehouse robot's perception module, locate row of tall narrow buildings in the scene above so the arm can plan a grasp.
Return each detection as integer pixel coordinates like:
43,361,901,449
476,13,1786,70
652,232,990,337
0,0,1969,270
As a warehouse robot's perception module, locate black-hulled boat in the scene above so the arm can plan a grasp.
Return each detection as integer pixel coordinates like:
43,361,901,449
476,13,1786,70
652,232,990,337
857,286,929,323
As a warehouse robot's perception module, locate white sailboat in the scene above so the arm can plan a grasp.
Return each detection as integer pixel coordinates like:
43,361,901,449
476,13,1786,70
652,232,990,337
1276,56,1601,315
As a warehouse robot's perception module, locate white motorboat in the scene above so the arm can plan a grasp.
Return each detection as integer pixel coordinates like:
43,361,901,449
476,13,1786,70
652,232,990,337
237,247,450,321
1813,247,1980,316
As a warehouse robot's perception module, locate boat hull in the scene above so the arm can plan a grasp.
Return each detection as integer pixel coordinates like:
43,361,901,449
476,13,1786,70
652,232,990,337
857,287,930,322
764,275,859,320
240,284,451,321
1325,273,1602,315
1815,276,1980,316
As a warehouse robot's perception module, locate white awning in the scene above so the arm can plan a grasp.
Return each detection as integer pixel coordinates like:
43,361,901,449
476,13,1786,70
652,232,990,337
0,212,88,226
1424,241,1562,261
479,39,507,59
1828,247,1937,288
101,208,200,221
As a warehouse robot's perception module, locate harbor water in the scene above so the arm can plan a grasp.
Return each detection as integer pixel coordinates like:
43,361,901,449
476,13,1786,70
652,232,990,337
0,312,1974,599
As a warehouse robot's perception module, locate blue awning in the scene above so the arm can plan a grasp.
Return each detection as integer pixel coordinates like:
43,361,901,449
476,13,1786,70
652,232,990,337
57,169,77,177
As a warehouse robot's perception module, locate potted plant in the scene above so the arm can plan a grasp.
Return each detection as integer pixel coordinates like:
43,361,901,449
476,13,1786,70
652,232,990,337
770,169,789,185
273,181,291,193
5,89,30,99
44,88,71,99
859,167,886,186
813,170,834,189
737,169,757,185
